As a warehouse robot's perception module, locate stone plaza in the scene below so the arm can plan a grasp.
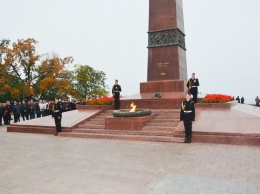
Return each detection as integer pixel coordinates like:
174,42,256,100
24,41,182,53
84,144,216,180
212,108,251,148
1,124,260,194
1,0,260,193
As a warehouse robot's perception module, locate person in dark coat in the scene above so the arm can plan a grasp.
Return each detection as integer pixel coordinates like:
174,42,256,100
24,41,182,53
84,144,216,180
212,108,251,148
0,103,3,125
63,99,71,112
28,100,35,119
52,97,63,136
112,79,122,110
70,100,77,110
13,101,21,123
180,92,195,143
186,73,199,103
255,96,260,106
3,101,12,125
34,101,40,118
20,100,29,121
241,97,245,104
236,96,240,103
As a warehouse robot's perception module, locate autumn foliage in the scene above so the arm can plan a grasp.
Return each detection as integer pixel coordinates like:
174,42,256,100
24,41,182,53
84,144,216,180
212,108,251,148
0,38,109,101
201,94,233,103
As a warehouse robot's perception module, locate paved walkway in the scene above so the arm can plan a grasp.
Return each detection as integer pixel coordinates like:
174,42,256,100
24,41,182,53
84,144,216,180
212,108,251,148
192,104,260,135
9,109,100,128
0,125,259,194
232,104,260,117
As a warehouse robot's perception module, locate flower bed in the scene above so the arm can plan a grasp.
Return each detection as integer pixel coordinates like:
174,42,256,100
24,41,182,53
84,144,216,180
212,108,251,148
196,94,236,108
201,94,233,103
86,96,113,105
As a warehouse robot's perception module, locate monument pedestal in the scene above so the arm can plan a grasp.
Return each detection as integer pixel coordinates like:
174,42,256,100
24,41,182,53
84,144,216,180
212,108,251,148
105,115,154,130
140,80,185,93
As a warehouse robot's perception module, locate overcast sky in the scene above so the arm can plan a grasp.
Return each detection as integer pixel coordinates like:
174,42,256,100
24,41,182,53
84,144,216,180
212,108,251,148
1,0,260,103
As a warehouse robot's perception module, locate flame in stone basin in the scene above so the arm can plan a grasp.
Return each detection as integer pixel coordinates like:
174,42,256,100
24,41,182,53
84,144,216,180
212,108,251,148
129,103,136,112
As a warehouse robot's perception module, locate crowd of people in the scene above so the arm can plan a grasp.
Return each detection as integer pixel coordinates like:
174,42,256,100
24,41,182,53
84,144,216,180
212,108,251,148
0,99,84,125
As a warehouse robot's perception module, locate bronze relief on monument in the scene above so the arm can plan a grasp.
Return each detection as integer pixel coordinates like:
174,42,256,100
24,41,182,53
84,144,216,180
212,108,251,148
148,29,186,49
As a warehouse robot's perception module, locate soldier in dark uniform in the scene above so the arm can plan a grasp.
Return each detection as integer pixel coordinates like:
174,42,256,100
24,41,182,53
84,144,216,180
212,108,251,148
187,73,199,103
52,97,63,136
180,92,195,143
112,79,122,110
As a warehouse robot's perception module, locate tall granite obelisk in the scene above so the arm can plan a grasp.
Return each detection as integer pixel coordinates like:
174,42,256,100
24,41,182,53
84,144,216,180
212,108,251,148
140,0,187,93
121,0,187,108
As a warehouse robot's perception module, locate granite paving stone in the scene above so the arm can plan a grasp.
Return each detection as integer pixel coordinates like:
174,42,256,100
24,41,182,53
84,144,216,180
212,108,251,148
0,125,259,194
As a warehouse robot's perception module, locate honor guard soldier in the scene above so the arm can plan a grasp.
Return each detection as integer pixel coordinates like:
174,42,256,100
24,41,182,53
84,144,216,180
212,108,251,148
112,79,122,110
180,92,195,143
187,73,199,103
52,97,63,136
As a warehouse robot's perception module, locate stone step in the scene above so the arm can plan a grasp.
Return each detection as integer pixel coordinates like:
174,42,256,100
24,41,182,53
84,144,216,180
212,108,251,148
142,126,176,131
90,117,107,120
146,122,179,127
72,128,177,137
153,113,179,116
58,132,184,143
156,114,179,118
151,109,180,113
74,109,181,140
95,115,111,119
78,124,105,129
84,120,105,125
150,119,179,123
105,110,114,113
99,113,113,116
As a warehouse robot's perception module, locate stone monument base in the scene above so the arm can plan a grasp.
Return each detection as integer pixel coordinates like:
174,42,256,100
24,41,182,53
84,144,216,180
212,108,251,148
120,95,184,109
140,80,185,93
119,80,186,109
105,115,154,130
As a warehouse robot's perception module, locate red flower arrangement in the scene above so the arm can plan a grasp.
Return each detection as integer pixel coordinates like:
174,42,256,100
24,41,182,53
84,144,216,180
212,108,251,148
86,96,114,105
201,94,233,103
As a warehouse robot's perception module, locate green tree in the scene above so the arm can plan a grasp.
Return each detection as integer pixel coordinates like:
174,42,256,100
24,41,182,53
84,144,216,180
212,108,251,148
0,39,10,65
71,64,108,100
0,39,11,101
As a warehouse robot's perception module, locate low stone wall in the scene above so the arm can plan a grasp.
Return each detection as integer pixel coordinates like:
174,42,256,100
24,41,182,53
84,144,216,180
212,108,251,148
195,101,237,109
78,105,114,112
